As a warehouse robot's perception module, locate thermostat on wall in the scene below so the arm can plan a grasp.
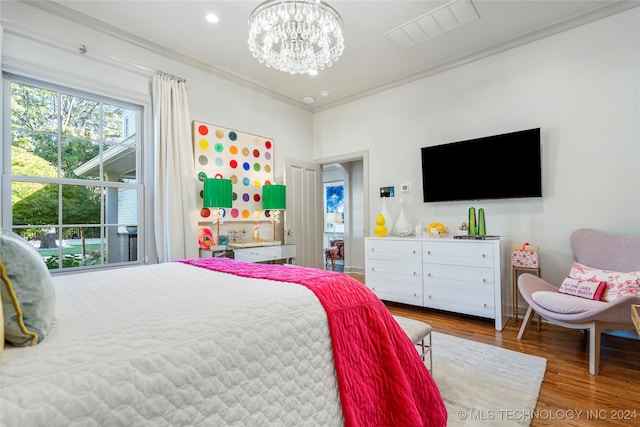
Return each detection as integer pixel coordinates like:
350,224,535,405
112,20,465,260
400,183,411,193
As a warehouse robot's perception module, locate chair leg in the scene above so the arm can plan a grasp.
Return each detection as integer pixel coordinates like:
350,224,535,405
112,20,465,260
589,323,602,375
517,306,536,340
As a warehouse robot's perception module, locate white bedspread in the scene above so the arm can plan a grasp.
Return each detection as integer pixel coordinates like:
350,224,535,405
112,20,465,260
0,262,343,426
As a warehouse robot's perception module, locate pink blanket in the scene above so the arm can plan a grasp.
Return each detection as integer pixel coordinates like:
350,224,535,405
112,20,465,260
179,258,447,427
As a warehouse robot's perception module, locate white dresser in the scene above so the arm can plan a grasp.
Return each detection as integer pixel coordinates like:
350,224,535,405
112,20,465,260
365,236,509,330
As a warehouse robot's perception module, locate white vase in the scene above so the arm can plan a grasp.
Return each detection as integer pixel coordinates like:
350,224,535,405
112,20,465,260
380,198,393,236
394,199,412,237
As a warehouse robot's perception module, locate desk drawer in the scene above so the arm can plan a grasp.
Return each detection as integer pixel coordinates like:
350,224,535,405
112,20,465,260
234,246,280,262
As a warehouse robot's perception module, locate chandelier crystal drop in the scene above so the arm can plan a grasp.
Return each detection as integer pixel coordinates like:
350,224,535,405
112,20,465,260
248,0,345,75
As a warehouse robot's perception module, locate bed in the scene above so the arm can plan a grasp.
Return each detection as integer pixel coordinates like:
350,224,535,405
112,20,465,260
1,233,447,426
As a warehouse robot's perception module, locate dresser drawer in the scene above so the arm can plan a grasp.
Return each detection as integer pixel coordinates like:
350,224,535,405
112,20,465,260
366,269,423,306
366,239,422,263
423,263,496,288
423,241,494,267
423,285,495,319
423,263,495,318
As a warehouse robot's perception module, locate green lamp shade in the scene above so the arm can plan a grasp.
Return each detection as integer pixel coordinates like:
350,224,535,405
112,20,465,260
262,184,286,210
203,178,232,208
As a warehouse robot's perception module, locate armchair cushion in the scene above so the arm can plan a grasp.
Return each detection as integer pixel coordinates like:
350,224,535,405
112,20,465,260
532,291,608,314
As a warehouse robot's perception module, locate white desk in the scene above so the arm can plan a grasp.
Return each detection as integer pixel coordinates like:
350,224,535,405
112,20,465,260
199,242,296,264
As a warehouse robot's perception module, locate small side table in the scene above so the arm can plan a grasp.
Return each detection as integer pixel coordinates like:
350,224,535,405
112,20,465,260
512,266,541,325
632,304,640,337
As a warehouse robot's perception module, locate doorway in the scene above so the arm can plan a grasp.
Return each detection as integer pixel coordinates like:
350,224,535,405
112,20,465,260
320,151,368,275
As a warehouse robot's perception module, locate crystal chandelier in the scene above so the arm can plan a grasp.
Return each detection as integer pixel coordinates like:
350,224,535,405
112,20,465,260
248,0,345,75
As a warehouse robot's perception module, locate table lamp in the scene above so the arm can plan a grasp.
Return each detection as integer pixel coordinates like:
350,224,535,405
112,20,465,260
203,178,233,240
262,184,286,241
326,212,343,238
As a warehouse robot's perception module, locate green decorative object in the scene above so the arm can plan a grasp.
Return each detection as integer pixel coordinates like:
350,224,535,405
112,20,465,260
374,213,388,237
478,208,486,236
468,207,477,235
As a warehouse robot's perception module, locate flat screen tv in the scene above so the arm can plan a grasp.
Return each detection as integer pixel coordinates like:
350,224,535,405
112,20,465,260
421,128,542,202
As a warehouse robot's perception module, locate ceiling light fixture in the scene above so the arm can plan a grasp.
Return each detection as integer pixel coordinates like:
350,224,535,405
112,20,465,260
206,13,219,24
248,0,345,75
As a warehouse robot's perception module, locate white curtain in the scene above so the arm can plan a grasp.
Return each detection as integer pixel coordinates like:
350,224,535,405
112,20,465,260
152,72,199,262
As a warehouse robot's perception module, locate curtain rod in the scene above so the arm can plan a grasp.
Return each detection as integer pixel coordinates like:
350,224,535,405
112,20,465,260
4,20,186,85
156,70,186,83
2,19,155,77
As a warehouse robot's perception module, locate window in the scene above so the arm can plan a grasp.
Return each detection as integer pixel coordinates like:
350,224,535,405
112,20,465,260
3,76,143,271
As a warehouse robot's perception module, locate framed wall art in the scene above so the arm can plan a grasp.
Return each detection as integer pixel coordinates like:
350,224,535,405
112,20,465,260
193,121,274,222
324,181,344,232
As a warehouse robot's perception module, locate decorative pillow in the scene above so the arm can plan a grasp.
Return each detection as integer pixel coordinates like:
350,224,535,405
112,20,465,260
568,262,640,302
558,277,606,300
0,229,56,346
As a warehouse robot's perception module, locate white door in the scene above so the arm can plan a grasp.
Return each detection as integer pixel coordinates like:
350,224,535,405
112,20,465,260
284,157,323,268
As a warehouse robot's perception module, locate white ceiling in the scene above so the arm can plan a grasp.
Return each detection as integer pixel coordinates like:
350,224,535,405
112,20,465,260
23,0,639,111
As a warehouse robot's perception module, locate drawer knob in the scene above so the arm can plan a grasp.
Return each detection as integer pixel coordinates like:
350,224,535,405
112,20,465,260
427,250,431,255
483,303,487,308
427,272,431,277
428,295,432,299
483,278,487,283
413,271,417,276
414,293,418,297
482,253,487,258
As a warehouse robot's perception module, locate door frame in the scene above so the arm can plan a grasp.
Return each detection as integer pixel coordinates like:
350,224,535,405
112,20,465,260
316,150,369,275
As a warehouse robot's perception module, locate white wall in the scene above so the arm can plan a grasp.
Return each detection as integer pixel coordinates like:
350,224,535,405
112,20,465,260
313,8,640,285
1,1,314,263
3,3,639,282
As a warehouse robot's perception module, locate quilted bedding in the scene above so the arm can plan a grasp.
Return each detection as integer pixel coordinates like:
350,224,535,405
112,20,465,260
1,262,343,426
182,258,447,427
1,260,447,426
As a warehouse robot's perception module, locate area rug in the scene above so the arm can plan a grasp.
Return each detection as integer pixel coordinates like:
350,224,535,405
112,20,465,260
430,331,547,427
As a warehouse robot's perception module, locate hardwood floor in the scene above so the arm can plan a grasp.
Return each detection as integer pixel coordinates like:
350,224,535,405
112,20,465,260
348,273,640,427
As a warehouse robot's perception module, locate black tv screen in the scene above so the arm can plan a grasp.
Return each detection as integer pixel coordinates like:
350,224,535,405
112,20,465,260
421,128,542,202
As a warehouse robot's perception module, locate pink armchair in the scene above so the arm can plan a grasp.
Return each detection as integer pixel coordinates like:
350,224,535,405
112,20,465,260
517,228,640,375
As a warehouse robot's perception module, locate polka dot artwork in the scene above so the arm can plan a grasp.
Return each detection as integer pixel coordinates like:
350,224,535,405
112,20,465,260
193,121,274,222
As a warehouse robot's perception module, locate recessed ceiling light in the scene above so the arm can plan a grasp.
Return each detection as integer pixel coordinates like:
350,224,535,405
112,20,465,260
302,96,316,104
206,13,219,24
320,90,330,97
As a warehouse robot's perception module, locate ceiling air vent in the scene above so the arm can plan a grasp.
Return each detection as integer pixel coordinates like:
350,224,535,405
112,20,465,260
386,0,480,50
